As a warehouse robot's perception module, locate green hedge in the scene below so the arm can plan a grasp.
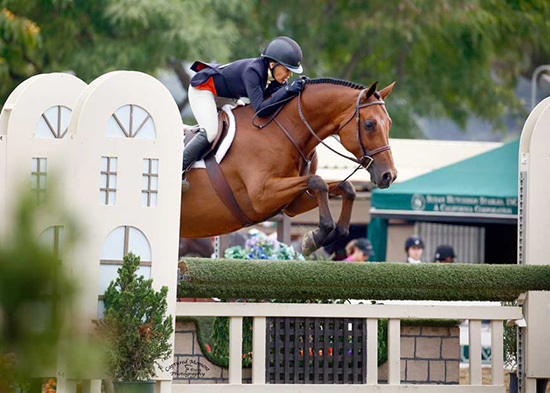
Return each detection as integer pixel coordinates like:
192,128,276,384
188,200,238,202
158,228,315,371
178,258,550,301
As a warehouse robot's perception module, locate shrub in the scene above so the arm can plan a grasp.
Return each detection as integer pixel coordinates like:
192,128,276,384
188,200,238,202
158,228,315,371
95,253,173,381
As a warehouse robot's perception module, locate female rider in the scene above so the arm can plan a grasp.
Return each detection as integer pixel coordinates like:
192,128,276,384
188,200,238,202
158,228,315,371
182,36,305,191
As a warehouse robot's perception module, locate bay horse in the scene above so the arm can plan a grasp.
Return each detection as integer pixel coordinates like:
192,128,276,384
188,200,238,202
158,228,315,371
180,78,397,255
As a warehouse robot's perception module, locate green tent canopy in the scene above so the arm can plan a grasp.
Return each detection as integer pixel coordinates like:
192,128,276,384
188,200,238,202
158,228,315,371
368,140,518,262
371,139,519,224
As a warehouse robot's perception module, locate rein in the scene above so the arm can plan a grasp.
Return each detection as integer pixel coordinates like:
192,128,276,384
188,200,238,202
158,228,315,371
252,86,391,181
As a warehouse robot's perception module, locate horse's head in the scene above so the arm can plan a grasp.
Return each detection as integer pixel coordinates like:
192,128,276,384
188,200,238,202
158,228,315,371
338,81,397,189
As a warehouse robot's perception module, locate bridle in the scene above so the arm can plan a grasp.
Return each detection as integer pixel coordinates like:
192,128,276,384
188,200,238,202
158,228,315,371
252,86,391,181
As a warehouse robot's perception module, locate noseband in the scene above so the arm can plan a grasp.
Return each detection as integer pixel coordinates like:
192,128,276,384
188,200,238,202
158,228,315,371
253,86,391,176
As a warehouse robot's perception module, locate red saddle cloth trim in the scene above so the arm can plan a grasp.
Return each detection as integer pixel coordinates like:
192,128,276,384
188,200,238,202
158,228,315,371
195,76,218,96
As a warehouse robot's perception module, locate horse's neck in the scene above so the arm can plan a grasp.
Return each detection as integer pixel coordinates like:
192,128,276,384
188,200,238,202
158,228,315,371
297,85,357,156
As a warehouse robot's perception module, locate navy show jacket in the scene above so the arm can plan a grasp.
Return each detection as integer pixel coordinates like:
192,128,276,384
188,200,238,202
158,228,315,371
190,57,293,117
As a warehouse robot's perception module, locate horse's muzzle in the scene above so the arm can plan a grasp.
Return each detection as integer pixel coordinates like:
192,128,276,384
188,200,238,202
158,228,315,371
369,164,396,189
377,171,394,189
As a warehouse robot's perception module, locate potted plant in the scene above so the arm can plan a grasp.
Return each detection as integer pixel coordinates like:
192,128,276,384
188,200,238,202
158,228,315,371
95,253,173,393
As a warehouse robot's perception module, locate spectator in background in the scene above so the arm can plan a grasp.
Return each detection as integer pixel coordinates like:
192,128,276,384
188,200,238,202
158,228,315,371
345,238,374,262
343,239,357,261
434,245,456,263
405,235,424,264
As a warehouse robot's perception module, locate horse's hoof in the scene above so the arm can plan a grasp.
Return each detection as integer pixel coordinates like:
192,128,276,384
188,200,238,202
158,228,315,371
302,231,319,256
181,179,191,193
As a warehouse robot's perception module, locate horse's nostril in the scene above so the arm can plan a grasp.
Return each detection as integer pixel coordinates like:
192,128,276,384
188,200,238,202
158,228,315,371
382,171,392,183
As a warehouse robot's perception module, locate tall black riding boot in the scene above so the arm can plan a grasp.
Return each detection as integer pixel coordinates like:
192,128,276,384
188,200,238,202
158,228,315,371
182,129,212,192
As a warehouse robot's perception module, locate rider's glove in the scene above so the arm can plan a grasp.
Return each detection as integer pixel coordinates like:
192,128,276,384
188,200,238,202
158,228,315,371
286,78,305,95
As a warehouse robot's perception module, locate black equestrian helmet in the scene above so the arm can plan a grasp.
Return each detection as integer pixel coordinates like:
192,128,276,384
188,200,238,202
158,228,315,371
405,235,424,251
262,36,303,74
434,245,456,262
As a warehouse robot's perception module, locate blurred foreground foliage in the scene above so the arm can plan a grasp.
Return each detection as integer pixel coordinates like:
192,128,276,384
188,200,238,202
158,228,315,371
0,192,105,393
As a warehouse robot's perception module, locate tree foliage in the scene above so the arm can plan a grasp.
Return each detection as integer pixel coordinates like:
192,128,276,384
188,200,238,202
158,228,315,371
1,0,549,137
0,0,239,104
224,0,550,137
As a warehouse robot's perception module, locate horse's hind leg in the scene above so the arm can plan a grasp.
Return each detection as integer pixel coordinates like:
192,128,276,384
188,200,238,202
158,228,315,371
300,175,335,256
320,180,356,247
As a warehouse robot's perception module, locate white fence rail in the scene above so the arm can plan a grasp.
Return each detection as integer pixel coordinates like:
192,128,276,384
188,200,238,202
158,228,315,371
174,302,522,392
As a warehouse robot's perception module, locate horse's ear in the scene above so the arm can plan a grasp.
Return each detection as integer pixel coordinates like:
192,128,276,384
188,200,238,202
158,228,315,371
364,81,378,100
379,82,396,100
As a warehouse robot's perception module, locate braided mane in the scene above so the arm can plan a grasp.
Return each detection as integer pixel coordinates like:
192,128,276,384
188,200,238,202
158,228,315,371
304,77,380,98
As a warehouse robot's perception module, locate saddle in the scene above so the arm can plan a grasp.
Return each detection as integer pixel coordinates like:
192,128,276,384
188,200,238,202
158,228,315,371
184,110,256,227
184,110,230,157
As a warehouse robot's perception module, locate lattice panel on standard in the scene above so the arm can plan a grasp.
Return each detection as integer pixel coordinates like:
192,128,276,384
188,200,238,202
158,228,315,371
266,317,366,384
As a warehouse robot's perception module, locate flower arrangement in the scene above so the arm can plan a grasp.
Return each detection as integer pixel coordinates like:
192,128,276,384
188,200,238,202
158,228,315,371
224,231,304,260
44,378,56,393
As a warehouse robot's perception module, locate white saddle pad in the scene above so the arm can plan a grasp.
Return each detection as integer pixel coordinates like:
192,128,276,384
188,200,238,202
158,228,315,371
186,105,236,169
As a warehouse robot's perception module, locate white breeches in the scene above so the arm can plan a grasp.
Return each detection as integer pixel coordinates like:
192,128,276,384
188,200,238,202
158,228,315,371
188,86,219,143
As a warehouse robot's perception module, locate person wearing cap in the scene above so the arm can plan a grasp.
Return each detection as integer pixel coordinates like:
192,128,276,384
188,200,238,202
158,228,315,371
343,239,357,261
182,36,305,180
434,245,456,263
345,238,375,262
404,235,424,264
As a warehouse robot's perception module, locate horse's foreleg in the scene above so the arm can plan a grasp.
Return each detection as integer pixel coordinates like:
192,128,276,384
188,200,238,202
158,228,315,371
320,180,356,247
300,175,335,256
284,180,356,252
248,175,334,256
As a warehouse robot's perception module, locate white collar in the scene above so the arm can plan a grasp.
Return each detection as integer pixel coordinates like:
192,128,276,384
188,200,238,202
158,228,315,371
266,69,275,89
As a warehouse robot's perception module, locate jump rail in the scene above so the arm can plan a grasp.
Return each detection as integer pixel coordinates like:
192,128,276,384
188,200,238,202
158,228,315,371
174,302,522,392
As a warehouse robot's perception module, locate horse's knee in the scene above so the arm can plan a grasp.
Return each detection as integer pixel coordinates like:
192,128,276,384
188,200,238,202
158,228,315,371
339,181,356,200
308,175,329,193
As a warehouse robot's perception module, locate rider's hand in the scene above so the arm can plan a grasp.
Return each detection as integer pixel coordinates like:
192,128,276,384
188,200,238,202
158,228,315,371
286,78,305,95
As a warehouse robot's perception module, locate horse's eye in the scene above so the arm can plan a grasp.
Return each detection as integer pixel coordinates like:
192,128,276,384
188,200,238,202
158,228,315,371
365,120,376,130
